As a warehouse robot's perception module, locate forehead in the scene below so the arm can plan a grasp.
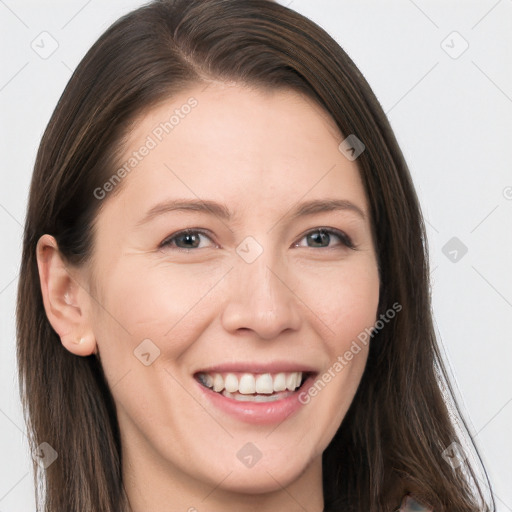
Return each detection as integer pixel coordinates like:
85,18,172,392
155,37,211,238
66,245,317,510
98,82,367,228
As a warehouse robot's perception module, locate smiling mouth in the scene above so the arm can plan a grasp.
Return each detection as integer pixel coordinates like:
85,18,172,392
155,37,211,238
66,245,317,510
194,370,315,402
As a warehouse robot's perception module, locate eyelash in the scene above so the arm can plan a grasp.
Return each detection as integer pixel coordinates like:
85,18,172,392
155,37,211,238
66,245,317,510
159,227,356,251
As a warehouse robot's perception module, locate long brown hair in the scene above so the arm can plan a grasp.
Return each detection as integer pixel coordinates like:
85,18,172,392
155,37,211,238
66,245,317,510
17,1,494,510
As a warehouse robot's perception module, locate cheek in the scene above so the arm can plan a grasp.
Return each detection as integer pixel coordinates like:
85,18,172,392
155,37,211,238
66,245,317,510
297,258,380,347
89,259,226,371
92,252,379,381
86,249,380,487
287,260,379,455
87,260,224,438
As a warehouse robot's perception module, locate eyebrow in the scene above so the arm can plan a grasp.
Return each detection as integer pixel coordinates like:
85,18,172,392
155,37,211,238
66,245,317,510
136,197,366,226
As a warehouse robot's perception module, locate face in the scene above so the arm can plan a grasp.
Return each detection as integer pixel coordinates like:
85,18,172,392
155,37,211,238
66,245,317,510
80,83,380,501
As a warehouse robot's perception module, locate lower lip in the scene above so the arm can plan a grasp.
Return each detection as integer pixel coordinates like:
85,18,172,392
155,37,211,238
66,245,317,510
195,374,316,425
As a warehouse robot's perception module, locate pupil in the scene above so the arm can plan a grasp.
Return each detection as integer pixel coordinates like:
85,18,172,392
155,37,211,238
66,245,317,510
180,233,199,248
308,230,329,247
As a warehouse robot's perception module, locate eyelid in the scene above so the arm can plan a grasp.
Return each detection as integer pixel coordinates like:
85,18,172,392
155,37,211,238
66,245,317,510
159,228,216,250
295,227,356,250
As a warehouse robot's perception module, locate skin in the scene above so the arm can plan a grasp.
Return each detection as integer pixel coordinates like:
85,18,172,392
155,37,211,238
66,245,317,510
37,82,380,512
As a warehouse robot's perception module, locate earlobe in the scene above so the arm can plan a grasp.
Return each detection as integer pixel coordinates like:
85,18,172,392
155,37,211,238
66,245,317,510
60,333,98,357
36,234,97,357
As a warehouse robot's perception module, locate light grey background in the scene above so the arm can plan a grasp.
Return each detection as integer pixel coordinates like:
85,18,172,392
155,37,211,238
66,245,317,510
1,0,511,509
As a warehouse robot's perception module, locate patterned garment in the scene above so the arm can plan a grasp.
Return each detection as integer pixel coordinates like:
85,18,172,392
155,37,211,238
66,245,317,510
397,494,433,511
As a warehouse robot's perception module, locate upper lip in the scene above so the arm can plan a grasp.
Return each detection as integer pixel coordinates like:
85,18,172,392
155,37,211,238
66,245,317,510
194,362,319,375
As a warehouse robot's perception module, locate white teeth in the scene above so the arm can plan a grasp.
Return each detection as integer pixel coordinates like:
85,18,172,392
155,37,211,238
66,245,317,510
198,371,304,394
201,373,213,388
239,374,255,394
213,373,224,392
255,373,273,394
223,389,291,402
273,373,287,392
286,373,297,391
224,374,238,393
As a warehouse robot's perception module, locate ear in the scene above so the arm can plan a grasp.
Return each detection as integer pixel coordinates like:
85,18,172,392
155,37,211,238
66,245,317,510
36,234,97,357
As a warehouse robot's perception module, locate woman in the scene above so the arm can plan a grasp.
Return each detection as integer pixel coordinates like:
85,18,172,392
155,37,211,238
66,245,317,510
16,0,494,511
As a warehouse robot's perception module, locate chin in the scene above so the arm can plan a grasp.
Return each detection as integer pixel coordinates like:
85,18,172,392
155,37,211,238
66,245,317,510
214,468,303,495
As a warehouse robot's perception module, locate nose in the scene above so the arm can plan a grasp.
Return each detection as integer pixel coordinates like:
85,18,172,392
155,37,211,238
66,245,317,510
220,245,302,340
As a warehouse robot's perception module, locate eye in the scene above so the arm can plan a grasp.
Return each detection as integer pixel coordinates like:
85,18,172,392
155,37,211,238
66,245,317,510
293,227,355,250
159,227,355,252
159,229,216,251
